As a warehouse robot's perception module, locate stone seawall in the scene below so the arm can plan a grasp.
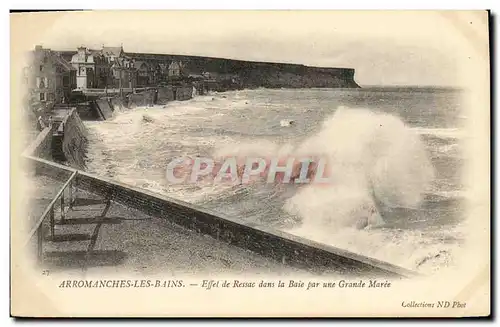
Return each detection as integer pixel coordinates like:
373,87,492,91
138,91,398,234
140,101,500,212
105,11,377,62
74,85,195,119
24,155,417,278
56,109,88,169
125,86,193,107
22,127,54,160
95,99,113,120
127,90,157,108
157,86,175,104
74,102,100,120
110,97,126,111
156,86,194,103
175,86,194,101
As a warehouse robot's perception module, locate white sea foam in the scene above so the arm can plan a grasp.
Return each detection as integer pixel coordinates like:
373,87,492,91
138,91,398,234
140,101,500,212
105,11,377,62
436,143,460,156
281,106,435,230
287,222,465,274
412,127,464,140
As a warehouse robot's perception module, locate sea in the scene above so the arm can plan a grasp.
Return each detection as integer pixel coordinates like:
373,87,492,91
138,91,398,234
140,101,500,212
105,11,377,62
84,87,468,275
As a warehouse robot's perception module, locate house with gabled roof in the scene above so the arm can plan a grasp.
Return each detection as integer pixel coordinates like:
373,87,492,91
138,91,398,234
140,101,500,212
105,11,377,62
168,61,186,78
134,60,150,86
102,45,124,62
24,45,77,108
110,56,137,89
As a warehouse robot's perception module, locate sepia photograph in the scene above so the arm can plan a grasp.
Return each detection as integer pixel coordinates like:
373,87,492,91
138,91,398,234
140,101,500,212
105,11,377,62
9,9,490,317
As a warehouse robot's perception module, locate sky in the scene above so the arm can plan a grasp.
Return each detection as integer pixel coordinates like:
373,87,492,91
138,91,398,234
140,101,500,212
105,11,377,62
14,10,488,87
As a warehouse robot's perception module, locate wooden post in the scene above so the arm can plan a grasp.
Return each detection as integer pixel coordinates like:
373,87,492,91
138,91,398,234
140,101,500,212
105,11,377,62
60,194,65,222
119,68,123,98
49,205,55,239
68,179,73,209
36,226,43,263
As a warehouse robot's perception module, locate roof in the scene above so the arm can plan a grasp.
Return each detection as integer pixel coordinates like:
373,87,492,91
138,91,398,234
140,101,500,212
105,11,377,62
168,61,183,69
89,49,103,56
71,52,95,64
110,57,135,70
134,60,148,69
53,55,76,71
29,48,74,71
102,46,123,57
70,48,103,63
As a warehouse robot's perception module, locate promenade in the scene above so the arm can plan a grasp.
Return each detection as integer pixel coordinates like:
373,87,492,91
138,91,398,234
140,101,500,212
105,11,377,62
24,173,308,278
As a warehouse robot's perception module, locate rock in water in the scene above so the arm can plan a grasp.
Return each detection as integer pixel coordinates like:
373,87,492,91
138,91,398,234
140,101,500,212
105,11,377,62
142,114,155,123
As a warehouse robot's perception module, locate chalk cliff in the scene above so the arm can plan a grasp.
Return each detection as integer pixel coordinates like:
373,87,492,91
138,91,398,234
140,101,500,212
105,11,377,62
130,53,361,89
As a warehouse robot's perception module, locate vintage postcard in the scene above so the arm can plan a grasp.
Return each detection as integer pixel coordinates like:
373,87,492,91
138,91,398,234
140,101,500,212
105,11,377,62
10,10,490,317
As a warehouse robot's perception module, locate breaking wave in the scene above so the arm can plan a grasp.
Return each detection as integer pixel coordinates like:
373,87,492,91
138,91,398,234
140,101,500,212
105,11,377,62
287,107,435,229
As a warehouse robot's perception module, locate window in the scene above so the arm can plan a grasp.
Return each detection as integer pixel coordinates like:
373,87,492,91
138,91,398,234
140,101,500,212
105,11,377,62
37,77,44,88
63,76,69,87
39,93,45,101
48,93,55,101
39,65,43,72
38,77,49,88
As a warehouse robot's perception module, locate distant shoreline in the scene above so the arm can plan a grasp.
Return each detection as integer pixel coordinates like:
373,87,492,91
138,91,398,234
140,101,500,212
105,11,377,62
358,85,463,91
203,85,463,95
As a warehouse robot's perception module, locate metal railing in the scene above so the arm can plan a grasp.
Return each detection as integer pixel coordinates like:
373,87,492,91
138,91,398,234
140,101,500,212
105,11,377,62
78,87,147,96
24,171,78,263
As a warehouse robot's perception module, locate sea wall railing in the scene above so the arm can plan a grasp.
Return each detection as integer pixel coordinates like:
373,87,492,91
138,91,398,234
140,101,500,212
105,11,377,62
24,170,77,263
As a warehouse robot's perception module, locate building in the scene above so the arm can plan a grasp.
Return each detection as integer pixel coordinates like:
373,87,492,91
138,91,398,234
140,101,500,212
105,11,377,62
64,45,139,90
134,61,150,86
70,46,110,89
159,63,169,79
150,62,162,85
102,46,124,63
24,45,77,109
168,61,185,78
110,57,137,89
101,45,137,89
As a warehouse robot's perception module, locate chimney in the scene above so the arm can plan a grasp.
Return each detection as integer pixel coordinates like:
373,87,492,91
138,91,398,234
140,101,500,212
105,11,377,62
34,45,43,52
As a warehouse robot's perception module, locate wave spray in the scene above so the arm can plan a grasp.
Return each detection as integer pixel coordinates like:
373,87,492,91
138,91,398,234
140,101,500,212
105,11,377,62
284,106,435,231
